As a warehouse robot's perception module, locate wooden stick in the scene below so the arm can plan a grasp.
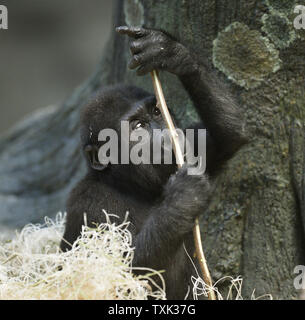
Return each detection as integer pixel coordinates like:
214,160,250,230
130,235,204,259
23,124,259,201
150,70,216,300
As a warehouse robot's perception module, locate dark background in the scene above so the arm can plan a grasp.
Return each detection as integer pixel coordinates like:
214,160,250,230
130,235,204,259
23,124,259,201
0,0,113,135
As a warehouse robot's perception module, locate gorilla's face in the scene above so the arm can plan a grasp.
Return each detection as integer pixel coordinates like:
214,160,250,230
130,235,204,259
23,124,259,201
80,85,176,191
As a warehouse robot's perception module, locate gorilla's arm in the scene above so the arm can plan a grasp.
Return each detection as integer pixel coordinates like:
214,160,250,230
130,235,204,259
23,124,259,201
116,26,247,174
132,165,210,270
178,62,247,173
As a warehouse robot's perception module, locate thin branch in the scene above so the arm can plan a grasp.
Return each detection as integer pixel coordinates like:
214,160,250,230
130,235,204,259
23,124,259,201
150,70,216,300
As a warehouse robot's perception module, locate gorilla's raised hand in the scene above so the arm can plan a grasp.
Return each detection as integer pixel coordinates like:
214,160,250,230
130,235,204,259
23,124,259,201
116,26,197,76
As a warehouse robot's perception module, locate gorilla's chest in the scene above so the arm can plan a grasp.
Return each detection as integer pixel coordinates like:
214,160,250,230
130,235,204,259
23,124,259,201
99,184,156,233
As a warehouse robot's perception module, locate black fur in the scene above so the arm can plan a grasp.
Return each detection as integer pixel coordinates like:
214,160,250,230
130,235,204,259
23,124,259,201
60,27,247,300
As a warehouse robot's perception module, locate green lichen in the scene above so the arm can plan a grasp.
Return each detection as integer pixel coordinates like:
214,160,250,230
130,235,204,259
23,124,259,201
124,0,144,27
213,22,281,90
262,13,296,49
266,0,297,14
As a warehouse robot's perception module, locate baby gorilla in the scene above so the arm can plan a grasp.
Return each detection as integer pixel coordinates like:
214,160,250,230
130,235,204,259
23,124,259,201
60,26,247,300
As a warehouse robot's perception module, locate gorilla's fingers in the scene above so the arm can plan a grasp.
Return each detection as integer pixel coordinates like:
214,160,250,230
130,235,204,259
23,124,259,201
130,39,149,54
128,53,145,69
136,65,151,76
116,26,149,39
129,47,167,72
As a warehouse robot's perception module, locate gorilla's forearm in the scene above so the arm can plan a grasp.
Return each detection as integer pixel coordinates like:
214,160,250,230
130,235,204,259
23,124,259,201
132,209,189,269
132,166,210,270
178,61,247,160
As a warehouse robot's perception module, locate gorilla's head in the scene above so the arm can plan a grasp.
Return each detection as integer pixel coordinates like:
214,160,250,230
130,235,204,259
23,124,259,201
80,85,176,193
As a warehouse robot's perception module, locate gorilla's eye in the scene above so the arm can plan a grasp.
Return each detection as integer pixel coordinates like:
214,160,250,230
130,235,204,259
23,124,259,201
153,106,161,116
134,121,146,130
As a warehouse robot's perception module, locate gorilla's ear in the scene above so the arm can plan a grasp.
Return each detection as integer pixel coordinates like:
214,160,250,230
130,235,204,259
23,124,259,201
84,145,108,171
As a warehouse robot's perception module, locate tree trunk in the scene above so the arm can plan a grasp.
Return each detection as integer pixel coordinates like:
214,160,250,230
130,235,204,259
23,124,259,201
0,0,304,299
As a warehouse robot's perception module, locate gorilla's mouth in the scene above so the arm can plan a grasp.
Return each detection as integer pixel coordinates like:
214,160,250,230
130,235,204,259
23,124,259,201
84,145,106,171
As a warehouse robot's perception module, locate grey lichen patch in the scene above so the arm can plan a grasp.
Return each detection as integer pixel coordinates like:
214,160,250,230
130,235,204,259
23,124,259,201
124,0,144,27
213,22,281,89
262,13,296,49
280,80,305,124
266,0,296,14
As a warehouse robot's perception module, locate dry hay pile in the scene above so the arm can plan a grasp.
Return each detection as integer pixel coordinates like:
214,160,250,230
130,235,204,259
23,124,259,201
0,212,272,300
0,212,165,300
